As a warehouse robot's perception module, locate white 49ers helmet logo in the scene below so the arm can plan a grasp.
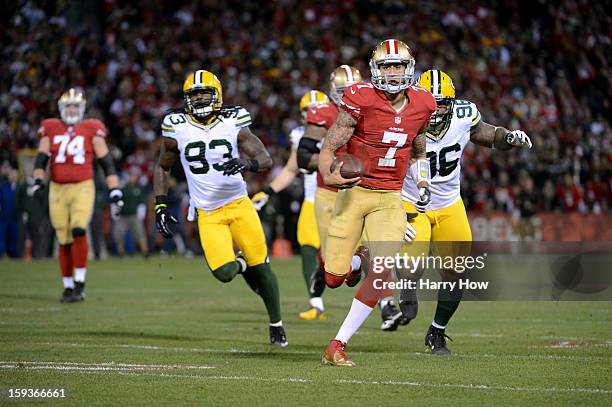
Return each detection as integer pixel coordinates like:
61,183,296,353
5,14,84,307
395,116,402,124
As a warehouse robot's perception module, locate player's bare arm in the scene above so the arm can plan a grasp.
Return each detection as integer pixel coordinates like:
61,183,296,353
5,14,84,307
297,124,326,171
318,110,360,188
93,135,124,217
154,136,179,196
153,136,180,238
219,126,272,175
470,121,532,150
92,136,119,189
269,148,299,192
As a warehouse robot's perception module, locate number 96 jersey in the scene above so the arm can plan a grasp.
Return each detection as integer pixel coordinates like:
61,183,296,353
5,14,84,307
402,99,481,210
161,107,252,211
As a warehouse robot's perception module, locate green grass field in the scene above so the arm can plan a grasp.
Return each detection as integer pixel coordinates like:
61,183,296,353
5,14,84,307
1,257,611,406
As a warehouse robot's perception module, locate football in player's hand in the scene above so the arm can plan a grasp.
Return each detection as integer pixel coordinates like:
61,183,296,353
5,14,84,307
331,154,364,179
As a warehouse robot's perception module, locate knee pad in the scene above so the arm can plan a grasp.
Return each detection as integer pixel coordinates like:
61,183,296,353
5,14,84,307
72,227,86,237
324,271,345,288
212,262,239,283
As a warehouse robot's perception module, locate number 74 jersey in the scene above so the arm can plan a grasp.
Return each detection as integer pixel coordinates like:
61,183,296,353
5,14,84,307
37,118,107,184
402,99,481,210
161,107,252,211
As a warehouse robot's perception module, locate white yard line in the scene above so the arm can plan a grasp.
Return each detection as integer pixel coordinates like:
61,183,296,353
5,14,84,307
0,307,63,314
61,369,612,395
0,361,215,371
36,342,611,361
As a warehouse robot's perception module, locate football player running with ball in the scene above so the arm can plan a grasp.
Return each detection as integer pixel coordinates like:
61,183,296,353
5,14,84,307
33,88,123,303
154,70,287,347
251,90,331,320
319,40,436,366
400,70,532,355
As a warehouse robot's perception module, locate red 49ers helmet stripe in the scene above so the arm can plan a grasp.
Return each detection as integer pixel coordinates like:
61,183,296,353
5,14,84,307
385,39,399,55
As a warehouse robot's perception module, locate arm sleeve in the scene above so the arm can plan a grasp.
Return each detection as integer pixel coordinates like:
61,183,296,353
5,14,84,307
161,114,177,138
340,84,365,119
234,106,252,129
93,119,108,137
469,102,482,129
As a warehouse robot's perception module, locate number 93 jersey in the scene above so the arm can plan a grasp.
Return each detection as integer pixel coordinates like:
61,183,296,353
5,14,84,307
161,107,252,211
402,99,481,210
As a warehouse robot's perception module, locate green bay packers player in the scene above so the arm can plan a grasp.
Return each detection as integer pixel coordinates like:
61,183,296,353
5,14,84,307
400,69,532,354
153,70,287,347
251,90,331,320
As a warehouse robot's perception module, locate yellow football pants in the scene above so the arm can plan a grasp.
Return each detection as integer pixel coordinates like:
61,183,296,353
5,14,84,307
402,198,472,260
297,200,320,249
49,179,95,245
197,197,268,270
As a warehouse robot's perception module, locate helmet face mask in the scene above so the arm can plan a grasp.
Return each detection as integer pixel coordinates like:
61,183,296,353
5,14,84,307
416,69,456,135
58,88,86,125
370,39,415,94
183,70,223,120
185,88,219,118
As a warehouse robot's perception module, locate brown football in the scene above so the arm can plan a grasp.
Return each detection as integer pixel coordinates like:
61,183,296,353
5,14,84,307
330,154,364,179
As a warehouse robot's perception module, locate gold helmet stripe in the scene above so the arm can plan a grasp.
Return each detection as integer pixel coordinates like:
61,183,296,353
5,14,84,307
310,90,317,103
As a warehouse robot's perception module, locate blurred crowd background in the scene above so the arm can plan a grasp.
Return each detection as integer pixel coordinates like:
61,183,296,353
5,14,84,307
0,0,609,258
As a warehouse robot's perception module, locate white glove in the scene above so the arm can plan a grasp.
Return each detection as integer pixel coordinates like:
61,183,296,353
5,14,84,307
109,189,124,220
505,130,532,149
415,187,431,213
404,220,417,243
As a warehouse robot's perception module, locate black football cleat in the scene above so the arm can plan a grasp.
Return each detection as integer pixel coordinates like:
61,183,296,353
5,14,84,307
380,300,403,331
424,325,453,355
73,282,86,301
60,288,78,303
269,325,288,347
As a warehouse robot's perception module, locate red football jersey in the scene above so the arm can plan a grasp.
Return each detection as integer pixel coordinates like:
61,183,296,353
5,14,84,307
305,103,348,192
341,82,436,190
37,118,107,183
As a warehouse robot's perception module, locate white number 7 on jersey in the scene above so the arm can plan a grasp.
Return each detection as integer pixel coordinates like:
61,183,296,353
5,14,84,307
378,131,408,167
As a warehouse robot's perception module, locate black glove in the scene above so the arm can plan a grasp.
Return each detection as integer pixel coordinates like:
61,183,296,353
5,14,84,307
109,188,124,220
155,195,178,239
220,158,259,176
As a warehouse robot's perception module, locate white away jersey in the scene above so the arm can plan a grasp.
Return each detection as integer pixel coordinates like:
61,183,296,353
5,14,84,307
402,99,481,210
161,106,253,211
289,125,317,202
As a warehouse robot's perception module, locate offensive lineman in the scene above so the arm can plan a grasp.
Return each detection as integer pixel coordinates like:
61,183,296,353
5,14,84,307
153,70,287,347
33,88,123,303
400,69,532,354
251,90,331,320
319,40,436,366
